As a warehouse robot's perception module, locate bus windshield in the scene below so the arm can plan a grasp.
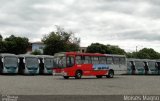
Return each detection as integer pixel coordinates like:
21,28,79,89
148,61,155,69
4,56,18,67
127,62,131,69
135,61,144,69
54,56,66,68
26,57,38,67
44,58,53,68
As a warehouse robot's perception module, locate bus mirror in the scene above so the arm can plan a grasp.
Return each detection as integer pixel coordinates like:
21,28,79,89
2,58,4,62
38,60,40,63
18,59,20,63
42,59,44,63
23,59,25,63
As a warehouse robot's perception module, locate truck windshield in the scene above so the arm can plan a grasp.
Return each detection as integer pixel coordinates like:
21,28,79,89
54,56,66,68
26,57,38,67
148,61,155,69
135,61,144,69
4,56,18,67
44,58,53,68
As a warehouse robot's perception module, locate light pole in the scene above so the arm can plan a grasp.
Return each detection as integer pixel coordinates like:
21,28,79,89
136,46,138,52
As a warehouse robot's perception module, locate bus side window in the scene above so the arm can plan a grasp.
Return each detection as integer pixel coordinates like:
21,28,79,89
84,56,91,64
76,56,82,64
99,57,107,64
91,56,99,64
120,57,125,65
67,56,74,67
127,62,131,68
114,57,120,64
107,57,113,64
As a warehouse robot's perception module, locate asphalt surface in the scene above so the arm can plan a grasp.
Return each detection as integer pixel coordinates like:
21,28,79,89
0,75,159,95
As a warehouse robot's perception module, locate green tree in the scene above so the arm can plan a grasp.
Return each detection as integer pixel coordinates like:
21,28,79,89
126,52,138,58
0,34,5,53
0,41,6,53
106,45,126,55
42,26,80,55
31,49,42,55
136,48,160,59
86,43,108,54
0,34,2,41
4,35,29,54
86,43,126,55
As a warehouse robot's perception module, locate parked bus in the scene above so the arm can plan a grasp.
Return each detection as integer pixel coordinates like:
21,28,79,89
127,59,136,75
53,52,127,79
0,54,18,74
144,60,158,75
127,59,145,75
18,55,39,75
38,55,54,74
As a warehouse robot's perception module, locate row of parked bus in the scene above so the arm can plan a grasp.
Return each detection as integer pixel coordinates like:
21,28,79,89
0,52,128,77
127,59,160,75
1,52,160,76
0,54,54,75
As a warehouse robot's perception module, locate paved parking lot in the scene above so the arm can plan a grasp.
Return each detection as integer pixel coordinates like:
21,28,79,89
0,75,159,95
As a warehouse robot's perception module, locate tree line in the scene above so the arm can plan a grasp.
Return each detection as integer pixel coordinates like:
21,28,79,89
86,43,160,59
0,26,160,59
0,26,80,55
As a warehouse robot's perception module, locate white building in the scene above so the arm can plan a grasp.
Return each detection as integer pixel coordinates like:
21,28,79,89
32,42,45,54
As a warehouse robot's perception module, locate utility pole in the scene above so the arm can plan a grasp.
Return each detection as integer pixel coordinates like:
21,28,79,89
136,46,138,52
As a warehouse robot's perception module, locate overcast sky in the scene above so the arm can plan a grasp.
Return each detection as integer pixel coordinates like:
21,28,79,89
1,0,160,52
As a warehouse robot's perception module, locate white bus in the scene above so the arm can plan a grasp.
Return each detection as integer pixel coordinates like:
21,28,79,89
0,54,18,74
37,55,54,74
142,59,158,75
18,55,39,74
104,54,127,75
127,59,146,75
127,59,135,75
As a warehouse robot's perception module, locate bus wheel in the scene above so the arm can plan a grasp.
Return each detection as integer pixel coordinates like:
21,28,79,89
63,76,69,79
107,70,114,78
96,75,102,78
75,71,82,79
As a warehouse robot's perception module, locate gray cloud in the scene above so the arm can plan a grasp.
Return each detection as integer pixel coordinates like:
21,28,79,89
0,0,160,52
